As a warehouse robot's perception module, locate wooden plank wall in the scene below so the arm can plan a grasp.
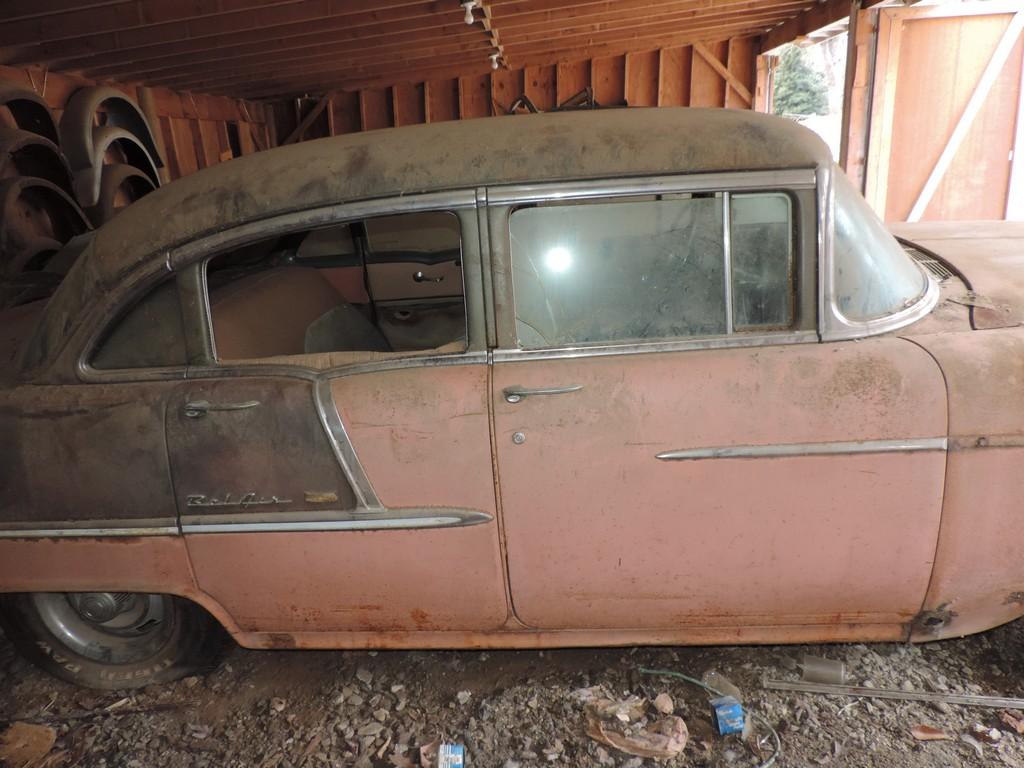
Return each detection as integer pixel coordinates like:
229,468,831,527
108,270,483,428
282,38,760,141
847,3,1024,221
0,64,274,182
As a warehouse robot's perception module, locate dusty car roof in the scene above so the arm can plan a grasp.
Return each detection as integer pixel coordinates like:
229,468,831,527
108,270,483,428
22,108,831,377
92,107,830,285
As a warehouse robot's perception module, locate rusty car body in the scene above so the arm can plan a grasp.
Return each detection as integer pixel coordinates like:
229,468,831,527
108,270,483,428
1,108,1023,688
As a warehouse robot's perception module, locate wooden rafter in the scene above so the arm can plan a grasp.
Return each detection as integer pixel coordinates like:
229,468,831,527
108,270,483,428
1,0,837,100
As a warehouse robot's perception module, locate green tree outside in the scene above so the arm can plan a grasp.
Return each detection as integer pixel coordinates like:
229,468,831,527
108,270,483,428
773,46,829,117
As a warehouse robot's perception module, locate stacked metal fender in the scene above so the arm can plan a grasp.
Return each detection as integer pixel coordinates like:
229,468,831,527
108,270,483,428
1,85,163,309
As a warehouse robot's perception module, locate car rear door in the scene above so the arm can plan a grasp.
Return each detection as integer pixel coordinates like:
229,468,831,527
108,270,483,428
486,174,948,638
164,197,509,638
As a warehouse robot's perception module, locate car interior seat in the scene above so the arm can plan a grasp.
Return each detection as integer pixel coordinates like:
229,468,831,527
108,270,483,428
210,266,391,359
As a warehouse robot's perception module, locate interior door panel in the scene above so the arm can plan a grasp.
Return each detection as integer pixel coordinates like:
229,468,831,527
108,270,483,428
367,260,463,301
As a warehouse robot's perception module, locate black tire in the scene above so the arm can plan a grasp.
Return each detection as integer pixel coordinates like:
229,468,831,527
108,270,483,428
0,592,226,690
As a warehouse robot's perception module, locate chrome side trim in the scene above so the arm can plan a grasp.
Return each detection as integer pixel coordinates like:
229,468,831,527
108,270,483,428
313,377,381,510
0,526,179,539
656,437,948,461
183,350,489,382
493,330,818,363
488,169,817,205
181,508,493,534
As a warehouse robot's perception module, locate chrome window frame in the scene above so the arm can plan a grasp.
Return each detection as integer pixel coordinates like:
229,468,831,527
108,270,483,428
77,189,486,384
488,169,818,361
816,164,939,342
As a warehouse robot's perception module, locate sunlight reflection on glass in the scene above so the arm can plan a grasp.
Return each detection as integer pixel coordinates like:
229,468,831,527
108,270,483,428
544,246,573,274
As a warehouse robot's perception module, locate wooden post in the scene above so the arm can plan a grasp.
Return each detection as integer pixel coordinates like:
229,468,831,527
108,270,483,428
137,86,171,183
282,93,331,144
694,41,752,106
838,0,862,171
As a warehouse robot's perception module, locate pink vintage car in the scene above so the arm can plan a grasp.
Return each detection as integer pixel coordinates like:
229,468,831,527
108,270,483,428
1,108,1021,690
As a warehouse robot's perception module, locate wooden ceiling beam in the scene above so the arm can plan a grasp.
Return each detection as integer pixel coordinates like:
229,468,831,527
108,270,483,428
492,0,809,28
174,46,500,94
760,0,885,51
4,0,127,23
92,26,486,83
499,1,807,34
0,0,312,48
499,4,805,48
2,0,436,66
220,24,768,98
487,0,802,16
157,38,495,91
502,10,795,61
77,6,467,78
72,0,770,77
118,0,798,85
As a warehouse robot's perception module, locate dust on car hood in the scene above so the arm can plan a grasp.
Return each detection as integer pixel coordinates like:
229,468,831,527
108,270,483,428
890,221,1024,330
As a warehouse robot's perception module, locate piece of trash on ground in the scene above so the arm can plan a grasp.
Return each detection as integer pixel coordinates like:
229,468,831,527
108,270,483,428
419,738,441,768
640,666,782,768
960,733,985,758
910,724,952,741
578,688,688,760
712,696,746,735
0,722,57,766
1001,710,1024,735
798,656,847,685
652,692,674,715
438,743,465,768
702,670,744,701
763,679,1024,710
970,723,1002,744
585,709,689,760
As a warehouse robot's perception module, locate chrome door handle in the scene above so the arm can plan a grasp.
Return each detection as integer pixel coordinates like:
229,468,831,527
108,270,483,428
503,385,583,404
183,400,260,418
413,271,444,283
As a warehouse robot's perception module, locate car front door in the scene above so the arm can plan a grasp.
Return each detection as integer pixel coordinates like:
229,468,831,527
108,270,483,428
487,175,948,638
164,198,509,638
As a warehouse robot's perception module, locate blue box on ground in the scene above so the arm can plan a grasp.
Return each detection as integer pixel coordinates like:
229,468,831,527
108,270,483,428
711,695,745,735
439,743,465,768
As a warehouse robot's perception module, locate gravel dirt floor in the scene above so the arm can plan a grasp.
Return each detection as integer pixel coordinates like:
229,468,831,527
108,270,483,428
4,618,1024,767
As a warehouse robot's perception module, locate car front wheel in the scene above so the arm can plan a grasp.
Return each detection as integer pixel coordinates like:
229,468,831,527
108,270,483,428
0,592,225,689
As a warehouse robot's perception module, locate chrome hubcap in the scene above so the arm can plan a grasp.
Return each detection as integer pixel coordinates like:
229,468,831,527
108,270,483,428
69,592,137,623
32,592,173,664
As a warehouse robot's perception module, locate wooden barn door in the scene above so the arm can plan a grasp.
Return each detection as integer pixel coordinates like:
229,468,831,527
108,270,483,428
864,4,1024,222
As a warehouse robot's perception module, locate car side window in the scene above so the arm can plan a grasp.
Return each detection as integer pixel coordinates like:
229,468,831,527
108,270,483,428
508,191,796,349
205,211,466,364
91,276,188,369
731,193,795,330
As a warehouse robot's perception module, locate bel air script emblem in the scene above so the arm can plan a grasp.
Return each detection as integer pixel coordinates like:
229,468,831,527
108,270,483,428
186,493,293,508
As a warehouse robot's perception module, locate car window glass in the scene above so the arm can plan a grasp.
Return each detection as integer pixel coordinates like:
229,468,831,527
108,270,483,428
92,277,188,369
834,170,927,321
295,224,357,263
510,196,726,348
731,193,794,329
205,211,466,363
